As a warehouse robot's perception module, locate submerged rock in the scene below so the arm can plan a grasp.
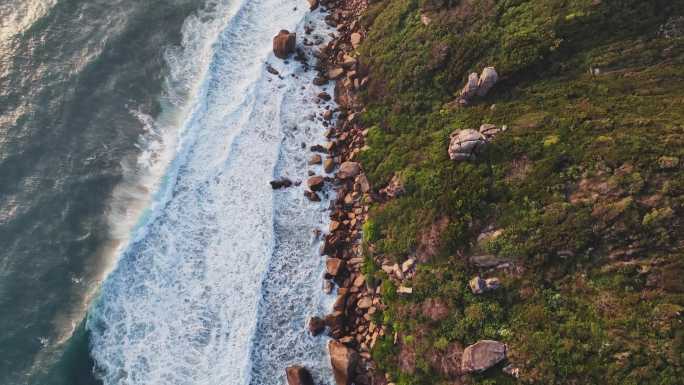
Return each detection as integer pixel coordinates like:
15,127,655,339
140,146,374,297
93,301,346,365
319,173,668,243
270,178,293,189
461,340,507,373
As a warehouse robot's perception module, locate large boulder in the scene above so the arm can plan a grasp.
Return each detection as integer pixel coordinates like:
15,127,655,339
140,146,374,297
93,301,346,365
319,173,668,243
469,276,501,294
476,67,498,97
286,365,315,385
459,72,479,101
448,129,486,161
328,340,359,385
326,258,346,277
273,30,296,59
461,340,507,373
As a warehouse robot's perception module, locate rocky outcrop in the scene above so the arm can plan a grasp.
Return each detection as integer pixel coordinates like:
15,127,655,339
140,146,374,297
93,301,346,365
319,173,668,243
273,30,296,59
461,340,507,373
448,129,487,161
286,365,315,385
328,340,359,385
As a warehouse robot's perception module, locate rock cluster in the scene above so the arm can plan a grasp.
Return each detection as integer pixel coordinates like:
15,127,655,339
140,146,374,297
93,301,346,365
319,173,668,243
458,66,498,104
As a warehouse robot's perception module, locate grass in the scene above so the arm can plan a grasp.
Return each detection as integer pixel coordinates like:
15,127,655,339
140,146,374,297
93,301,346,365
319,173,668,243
354,0,684,383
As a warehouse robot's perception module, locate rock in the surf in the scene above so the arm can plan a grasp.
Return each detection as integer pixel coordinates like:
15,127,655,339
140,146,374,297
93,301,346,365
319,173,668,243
270,178,293,189
304,190,321,202
328,340,359,385
308,316,326,336
307,176,325,191
307,0,319,11
285,365,315,385
273,30,296,59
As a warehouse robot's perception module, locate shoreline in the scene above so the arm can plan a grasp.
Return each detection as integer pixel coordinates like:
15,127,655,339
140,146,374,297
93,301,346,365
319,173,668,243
283,0,389,383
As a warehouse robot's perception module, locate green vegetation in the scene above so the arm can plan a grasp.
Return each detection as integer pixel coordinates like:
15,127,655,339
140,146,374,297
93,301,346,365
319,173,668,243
356,0,684,384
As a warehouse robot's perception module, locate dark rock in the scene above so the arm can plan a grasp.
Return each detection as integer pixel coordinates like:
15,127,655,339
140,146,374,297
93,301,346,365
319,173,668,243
270,178,293,189
318,92,332,101
313,77,328,86
308,316,326,336
266,64,279,75
307,176,325,191
326,257,346,276
286,365,315,385
304,190,321,202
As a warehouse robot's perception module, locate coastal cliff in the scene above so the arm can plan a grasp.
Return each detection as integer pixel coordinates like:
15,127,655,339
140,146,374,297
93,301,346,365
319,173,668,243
282,1,684,384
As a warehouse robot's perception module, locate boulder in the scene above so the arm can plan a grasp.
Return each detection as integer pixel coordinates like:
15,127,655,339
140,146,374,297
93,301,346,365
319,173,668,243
448,129,486,161
357,296,372,309
476,67,498,97
270,178,293,189
307,0,319,11
307,176,325,191
273,30,296,59
337,161,361,179
461,340,507,373
323,110,333,120
326,258,346,276
286,365,315,385
308,316,326,336
328,340,359,385
318,92,332,101
313,77,328,86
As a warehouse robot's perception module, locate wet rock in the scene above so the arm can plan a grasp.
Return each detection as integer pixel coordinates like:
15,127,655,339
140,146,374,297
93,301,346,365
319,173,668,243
337,161,361,179
326,258,346,277
448,129,486,161
461,340,507,373
318,91,332,101
266,64,279,75
313,77,328,86
307,176,325,191
328,340,359,385
307,0,319,11
309,154,322,165
323,110,333,120
310,144,327,153
273,30,296,59
286,365,315,385
324,158,335,173
308,316,326,336
305,190,321,202
270,178,293,189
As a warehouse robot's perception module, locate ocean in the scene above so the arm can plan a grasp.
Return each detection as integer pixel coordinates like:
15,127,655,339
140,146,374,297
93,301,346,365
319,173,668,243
0,1,335,384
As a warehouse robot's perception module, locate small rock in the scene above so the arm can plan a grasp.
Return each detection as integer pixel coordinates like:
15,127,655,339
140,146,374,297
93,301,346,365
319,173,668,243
469,276,500,294
323,110,333,120
307,176,325,191
266,64,279,75
313,77,328,86
503,364,520,378
304,190,321,202
307,0,319,11
286,365,315,385
397,286,413,294
327,67,344,80
309,154,322,165
350,33,362,49
357,296,373,309
318,92,332,101
461,340,507,373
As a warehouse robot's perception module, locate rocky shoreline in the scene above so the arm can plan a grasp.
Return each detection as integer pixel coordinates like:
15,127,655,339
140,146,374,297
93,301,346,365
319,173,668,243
273,0,388,384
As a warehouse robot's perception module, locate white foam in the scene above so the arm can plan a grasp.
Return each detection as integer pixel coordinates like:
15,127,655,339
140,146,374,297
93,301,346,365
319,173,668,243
88,1,337,384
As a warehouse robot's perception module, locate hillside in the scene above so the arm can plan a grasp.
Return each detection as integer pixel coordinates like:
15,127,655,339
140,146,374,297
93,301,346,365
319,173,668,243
352,1,684,384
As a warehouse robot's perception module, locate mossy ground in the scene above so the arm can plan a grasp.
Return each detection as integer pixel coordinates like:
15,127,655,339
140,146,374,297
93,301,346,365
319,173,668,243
355,1,684,384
